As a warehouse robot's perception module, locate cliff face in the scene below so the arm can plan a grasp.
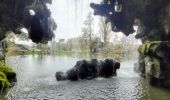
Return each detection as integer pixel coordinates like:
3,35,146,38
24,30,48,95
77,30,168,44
0,0,56,43
90,0,170,87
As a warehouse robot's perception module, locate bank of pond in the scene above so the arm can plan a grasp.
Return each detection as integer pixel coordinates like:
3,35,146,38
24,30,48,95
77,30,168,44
0,62,16,92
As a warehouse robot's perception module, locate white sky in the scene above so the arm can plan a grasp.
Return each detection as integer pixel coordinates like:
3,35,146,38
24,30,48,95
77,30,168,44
49,0,101,40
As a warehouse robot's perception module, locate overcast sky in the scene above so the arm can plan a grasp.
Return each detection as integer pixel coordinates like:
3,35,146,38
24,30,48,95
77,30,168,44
49,0,101,40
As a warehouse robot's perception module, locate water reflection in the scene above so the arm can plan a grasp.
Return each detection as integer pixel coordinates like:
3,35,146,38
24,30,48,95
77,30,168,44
4,55,170,100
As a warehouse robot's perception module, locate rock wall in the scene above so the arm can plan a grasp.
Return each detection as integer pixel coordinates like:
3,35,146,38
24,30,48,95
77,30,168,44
90,0,170,87
138,41,170,86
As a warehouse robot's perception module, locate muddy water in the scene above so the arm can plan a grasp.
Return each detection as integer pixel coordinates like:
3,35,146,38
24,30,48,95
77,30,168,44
4,55,170,100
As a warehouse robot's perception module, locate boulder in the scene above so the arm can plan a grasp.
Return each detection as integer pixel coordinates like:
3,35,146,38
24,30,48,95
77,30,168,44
75,59,98,80
66,68,78,81
100,59,115,78
55,59,120,81
55,71,67,81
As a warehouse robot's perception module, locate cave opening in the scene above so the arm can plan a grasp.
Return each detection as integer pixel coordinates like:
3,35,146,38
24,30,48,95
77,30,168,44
0,0,170,99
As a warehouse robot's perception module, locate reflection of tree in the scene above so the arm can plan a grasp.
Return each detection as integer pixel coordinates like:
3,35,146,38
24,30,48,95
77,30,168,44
99,17,111,48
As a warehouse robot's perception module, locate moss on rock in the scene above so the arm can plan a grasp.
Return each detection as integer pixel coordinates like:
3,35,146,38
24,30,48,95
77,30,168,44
0,63,13,74
0,62,16,91
138,41,162,55
138,41,170,87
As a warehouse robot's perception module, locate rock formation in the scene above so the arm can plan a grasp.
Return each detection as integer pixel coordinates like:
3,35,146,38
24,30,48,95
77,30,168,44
55,59,120,81
0,0,57,43
90,0,170,87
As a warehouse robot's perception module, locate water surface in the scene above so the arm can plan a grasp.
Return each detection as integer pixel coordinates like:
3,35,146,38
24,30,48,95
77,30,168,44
5,55,170,100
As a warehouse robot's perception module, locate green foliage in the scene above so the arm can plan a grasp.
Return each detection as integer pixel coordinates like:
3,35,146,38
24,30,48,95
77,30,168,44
0,62,16,91
0,72,9,91
0,62,13,75
55,50,75,56
138,41,162,55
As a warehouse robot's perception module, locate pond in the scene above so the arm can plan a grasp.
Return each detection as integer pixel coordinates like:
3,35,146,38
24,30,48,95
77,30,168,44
3,55,170,100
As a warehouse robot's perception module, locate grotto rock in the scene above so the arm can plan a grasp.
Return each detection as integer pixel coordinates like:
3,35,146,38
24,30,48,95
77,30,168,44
75,59,98,80
100,59,116,78
91,0,170,87
0,0,56,43
138,41,170,87
90,0,170,40
66,68,78,81
55,59,120,81
55,71,67,81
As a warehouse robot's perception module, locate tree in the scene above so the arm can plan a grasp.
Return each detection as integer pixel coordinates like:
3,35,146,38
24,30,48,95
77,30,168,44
82,12,95,53
99,17,111,48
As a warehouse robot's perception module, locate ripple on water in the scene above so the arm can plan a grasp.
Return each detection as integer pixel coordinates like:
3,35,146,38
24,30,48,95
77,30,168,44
7,77,150,100
5,56,170,100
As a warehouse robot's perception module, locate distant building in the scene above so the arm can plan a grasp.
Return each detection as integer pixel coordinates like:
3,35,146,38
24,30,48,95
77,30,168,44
59,39,65,43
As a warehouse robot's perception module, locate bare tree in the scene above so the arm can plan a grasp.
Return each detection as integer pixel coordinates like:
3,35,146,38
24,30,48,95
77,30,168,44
82,12,94,53
99,17,112,48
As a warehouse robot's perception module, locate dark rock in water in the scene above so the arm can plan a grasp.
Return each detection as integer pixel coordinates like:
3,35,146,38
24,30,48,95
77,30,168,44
113,62,120,76
6,72,17,83
55,59,120,81
100,59,115,78
75,59,98,80
66,68,78,81
55,72,67,81
75,60,89,79
87,59,99,79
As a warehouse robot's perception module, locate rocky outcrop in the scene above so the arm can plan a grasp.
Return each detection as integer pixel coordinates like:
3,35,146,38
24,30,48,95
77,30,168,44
90,0,170,39
138,41,170,86
0,0,56,43
55,59,120,81
90,0,170,87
